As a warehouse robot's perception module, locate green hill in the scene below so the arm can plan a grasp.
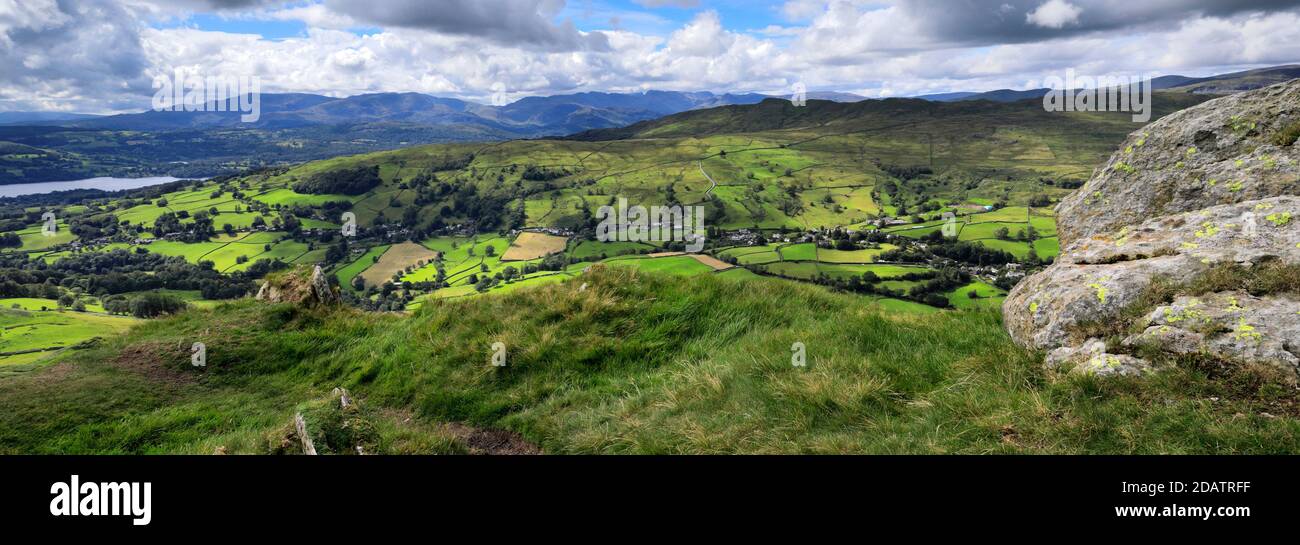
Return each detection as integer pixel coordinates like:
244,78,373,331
2,267,1296,454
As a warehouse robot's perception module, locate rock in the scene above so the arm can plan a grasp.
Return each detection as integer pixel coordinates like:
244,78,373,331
255,265,340,307
1045,338,1154,377
1005,197,1300,351
294,412,317,456
1126,292,1300,370
1057,80,1300,246
1005,80,1300,377
1073,353,1153,377
310,265,341,306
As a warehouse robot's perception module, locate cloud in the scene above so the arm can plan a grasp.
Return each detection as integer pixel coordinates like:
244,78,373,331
1026,0,1081,28
322,0,609,51
0,0,150,112
4,0,1300,114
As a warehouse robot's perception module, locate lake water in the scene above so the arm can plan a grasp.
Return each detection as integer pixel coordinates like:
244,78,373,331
0,176,185,198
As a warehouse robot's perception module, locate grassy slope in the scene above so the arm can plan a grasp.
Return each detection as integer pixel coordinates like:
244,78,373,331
2,268,1297,454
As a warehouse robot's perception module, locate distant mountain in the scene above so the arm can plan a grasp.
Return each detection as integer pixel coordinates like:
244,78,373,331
55,90,773,138
0,90,783,183
487,90,769,134
0,111,101,125
564,92,1214,142
803,91,867,102
911,92,978,102
913,64,1300,103
1163,65,1300,94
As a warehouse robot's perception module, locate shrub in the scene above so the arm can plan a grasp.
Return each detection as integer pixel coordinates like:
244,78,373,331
1272,120,1300,147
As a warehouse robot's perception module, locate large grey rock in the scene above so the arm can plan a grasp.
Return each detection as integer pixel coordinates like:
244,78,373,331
1005,80,1300,377
1057,80,1300,246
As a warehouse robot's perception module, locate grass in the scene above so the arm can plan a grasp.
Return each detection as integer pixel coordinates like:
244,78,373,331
0,307,138,366
948,281,1007,310
2,268,1298,454
1273,120,1300,147
604,255,716,276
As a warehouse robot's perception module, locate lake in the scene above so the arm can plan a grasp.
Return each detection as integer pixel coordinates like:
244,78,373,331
0,176,185,198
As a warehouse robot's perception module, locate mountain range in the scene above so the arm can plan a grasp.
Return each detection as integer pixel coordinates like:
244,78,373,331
0,64,1295,185
10,90,771,138
913,65,1300,103
5,64,1294,134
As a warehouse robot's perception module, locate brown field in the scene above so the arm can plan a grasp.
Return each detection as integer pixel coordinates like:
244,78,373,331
688,254,733,271
501,232,568,261
360,242,438,285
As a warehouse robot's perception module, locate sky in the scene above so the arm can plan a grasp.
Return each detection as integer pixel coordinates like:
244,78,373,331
2,0,1300,113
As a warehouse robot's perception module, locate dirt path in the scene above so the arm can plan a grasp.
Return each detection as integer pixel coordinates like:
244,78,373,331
698,161,718,198
444,423,541,455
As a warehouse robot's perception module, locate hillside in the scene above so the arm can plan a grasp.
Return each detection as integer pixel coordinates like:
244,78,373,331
565,93,1211,141
3,266,1298,454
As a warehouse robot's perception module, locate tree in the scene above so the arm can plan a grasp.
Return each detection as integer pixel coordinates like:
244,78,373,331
128,293,187,318
994,227,1011,240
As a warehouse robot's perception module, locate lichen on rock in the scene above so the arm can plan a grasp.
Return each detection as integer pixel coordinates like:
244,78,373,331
1005,79,1300,378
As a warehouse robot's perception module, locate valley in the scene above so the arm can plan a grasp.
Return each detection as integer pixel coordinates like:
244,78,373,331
0,93,1208,364
2,86,1297,455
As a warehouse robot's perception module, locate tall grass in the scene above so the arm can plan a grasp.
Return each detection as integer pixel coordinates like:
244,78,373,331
1,267,1297,454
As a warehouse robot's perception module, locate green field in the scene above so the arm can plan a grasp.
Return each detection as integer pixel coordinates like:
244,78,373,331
0,307,138,367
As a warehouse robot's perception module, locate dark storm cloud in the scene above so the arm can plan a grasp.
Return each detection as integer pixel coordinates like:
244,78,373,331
899,0,1300,46
324,0,610,51
0,0,151,109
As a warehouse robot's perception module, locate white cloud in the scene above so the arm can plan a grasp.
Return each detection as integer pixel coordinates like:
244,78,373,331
1026,0,1082,29
4,0,1300,114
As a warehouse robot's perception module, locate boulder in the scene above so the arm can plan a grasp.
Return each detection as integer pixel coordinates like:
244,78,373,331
1005,79,1300,377
1056,80,1300,245
255,265,341,307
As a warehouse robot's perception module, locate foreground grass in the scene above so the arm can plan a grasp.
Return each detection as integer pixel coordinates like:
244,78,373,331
1,267,1297,454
